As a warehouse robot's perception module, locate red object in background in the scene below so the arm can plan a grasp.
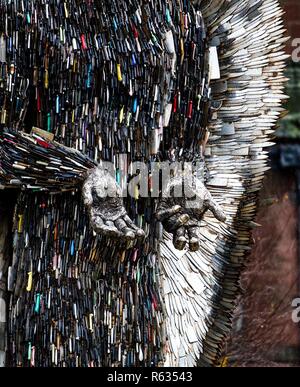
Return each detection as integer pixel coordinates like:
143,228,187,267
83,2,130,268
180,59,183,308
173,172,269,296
282,0,300,55
80,34,87,50
35,138,51,148
173,94,178,113
187,100,193,118
37,90,41,112
132,24,139,39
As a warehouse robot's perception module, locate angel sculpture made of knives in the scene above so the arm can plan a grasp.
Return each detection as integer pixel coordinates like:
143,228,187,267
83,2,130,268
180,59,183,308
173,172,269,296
0,0,287,367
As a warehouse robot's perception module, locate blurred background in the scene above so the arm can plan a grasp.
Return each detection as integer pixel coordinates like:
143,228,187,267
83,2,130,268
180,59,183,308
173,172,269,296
226,0,300,367
0,0,298,369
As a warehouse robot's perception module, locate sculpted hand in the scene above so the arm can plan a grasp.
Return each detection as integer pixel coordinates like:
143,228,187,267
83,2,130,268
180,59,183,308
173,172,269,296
156,175,226,252
82,166,145,241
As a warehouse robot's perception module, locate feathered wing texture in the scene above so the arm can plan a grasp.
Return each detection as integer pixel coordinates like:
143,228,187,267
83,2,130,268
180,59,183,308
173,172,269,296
160,0,288,367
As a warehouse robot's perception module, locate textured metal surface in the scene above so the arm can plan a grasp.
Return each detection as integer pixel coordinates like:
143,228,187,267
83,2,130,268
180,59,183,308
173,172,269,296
157,173,226,252
0,0,288,367
83,165,145,241
160,0,288,367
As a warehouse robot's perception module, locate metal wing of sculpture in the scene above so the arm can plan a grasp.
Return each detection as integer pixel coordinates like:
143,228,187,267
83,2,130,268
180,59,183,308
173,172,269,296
160,0,289,367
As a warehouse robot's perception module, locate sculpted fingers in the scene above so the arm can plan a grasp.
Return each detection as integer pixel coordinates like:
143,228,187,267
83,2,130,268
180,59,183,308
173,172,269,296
187,226,200,252
163,213,190,233
115,218,136,240
105,221,123,237
207,198,227,223
90,214,122,237
156,205,182,222
123,214,145,239
173,227,188,251
90,212,146,242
